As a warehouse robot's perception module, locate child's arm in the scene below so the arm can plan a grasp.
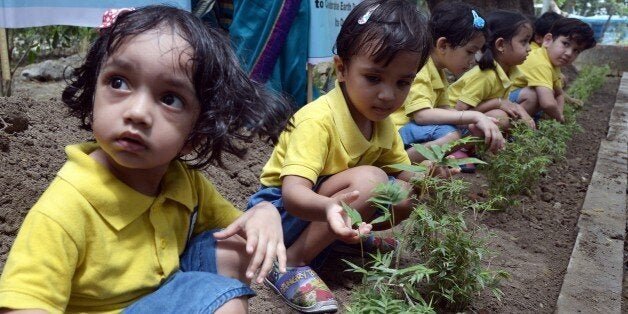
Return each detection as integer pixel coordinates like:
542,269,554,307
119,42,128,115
213,201,287,283
536,86,565,122
281,175,372,243
473,98,536,128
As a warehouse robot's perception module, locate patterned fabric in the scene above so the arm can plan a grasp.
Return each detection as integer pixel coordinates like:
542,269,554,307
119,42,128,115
98,8,135,29
265,263,337,313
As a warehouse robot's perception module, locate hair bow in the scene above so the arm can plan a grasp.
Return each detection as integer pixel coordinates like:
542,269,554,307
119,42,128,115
471,10,485,30
99,8,135,30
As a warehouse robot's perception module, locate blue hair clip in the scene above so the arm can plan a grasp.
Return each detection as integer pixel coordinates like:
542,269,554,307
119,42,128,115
472,10,485,29
358,4,380,25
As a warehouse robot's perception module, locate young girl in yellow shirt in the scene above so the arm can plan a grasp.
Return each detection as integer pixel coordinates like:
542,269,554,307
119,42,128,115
392,2,504,165
449,10,536,132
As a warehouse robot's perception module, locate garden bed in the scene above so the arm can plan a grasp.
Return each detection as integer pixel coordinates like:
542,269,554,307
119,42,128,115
0,71,621,313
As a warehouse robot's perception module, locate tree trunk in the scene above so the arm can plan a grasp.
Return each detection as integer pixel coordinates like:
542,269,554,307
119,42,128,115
427,0,534,15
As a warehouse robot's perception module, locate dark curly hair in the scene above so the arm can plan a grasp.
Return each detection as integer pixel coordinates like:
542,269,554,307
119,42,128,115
62,5,293,169
334,0,430,71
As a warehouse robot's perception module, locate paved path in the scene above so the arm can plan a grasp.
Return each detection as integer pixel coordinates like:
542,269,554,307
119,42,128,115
556,72,627,313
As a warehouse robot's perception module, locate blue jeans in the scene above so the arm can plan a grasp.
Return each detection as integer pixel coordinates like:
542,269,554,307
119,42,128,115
398,122,458,148
246,175,394,268
123,230,255,313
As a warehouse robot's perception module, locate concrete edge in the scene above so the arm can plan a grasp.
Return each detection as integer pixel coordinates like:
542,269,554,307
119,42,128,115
556,72,628,314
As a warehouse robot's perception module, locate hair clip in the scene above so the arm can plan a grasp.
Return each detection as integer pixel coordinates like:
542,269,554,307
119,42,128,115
471,10,485,30
99,7,135,30
358,4,380,25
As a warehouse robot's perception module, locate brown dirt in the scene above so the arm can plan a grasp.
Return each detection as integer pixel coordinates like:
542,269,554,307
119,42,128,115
0,70,621,313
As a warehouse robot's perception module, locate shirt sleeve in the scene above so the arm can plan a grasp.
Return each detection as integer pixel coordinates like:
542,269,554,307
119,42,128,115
457,74,493,107
195,173,243,232
280,118,331,184
0,211,76,314
404,75,436,114
523,63,555,90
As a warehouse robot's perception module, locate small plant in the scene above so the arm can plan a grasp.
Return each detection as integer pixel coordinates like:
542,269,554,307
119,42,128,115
567,65,610,102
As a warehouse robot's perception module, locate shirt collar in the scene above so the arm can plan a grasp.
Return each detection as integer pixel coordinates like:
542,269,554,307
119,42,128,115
494,61,514,90
426,57,447,90
326,81,395,159
58,143,195,231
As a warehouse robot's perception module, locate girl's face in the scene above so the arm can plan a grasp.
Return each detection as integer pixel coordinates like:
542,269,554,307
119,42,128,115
335,51,420,129
500,24,533,67
440,33,485,76
91,30,200,176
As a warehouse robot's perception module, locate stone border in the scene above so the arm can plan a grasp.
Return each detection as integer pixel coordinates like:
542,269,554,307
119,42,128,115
556,72,628,313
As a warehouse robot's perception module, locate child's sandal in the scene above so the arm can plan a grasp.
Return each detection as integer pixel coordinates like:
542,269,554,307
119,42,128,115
265,262,338,313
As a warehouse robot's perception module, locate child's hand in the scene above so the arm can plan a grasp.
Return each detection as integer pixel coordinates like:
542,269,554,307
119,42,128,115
474,116,505,153
499,99,521,119
517,110,536,129
213,201,287,284
325,191,372,244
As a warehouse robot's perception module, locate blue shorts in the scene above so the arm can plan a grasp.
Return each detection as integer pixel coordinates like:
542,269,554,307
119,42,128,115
398,122,458,148
246,175,393,268
123,230,255,313
509,88,522,103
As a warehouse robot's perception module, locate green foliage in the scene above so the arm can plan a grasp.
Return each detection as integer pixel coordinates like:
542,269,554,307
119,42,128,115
479,65,607,208
567,65,611,102
406,137,485,170
403,190,508,309
345,139,506,311
8,26,96,67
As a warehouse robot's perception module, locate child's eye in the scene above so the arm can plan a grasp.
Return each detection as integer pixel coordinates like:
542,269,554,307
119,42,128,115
110,77,129,90
365,75,380,83
162,94,185,109
397,80,411,88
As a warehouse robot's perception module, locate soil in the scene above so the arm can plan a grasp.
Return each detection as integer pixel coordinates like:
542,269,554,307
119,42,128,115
0,67,621,313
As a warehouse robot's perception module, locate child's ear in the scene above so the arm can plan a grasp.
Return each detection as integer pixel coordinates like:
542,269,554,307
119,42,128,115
333,55,347,82
435,37,449,52
542,33,554,47
495,37,506,53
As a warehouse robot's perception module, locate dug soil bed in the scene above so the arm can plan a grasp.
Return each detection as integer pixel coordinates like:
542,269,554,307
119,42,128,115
0,73,621,313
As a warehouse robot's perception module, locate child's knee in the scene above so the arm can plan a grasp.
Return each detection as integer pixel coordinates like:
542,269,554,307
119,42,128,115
215,297,248,314
352,166,389,188
216,235,249,282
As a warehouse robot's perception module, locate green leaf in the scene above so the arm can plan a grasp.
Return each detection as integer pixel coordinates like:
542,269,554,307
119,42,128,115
389,163,428,173
411,144,438,161
341,202,362,227
370,214,390,225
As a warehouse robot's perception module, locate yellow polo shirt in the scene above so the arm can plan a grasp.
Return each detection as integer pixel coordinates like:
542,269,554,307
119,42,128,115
260,82,410,187
448,62,516,108
390,57,449,128
0,143,242,313
513,47,563,91
530,41,541,50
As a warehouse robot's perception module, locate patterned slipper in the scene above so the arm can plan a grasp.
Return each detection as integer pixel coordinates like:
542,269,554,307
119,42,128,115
265,262,338,313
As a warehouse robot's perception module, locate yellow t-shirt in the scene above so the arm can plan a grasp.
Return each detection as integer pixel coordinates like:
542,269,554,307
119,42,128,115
512,47,562,91
260,82,410,187
530,41,541,50
390,57,449,128
0,143,242,313
448,62,516,108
